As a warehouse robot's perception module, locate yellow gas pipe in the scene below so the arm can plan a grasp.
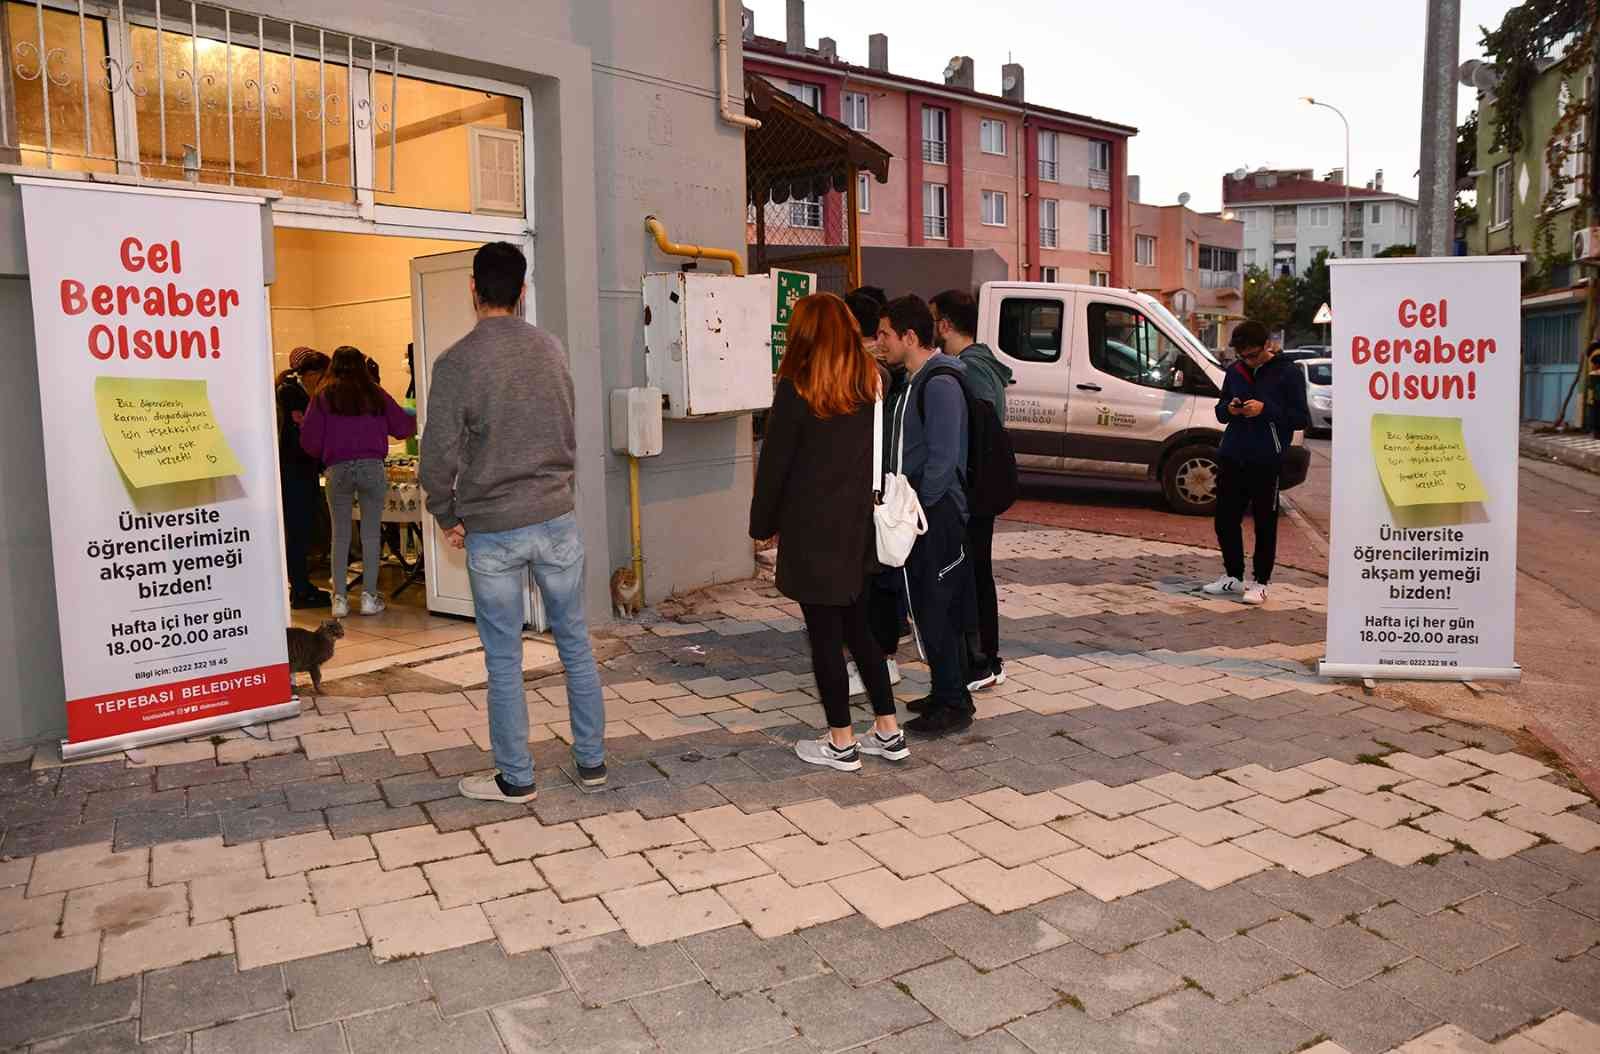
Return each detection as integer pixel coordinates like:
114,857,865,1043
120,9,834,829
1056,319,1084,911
644,215,746,276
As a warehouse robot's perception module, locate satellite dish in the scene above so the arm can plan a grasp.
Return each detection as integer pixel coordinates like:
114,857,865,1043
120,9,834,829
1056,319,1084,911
1178,192,1191,206
1002,74,1017,92
1232,167,1248,181
1459,59,1500,90
943,56,962,80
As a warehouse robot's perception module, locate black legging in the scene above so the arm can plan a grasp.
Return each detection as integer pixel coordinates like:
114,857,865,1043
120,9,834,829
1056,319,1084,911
966,515,999,666
801,592,896,729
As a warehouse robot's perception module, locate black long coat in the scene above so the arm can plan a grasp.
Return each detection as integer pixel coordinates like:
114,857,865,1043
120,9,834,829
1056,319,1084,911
750,378,879,606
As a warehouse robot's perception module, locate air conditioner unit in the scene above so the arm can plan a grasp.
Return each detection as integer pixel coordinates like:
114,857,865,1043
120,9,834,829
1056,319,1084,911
1574,227,1600,262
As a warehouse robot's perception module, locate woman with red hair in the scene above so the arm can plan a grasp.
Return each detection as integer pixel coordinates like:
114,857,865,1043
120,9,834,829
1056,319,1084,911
750,293,908,771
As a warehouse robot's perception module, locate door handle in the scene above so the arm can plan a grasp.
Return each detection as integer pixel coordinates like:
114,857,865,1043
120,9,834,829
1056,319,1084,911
1076,383,1102,392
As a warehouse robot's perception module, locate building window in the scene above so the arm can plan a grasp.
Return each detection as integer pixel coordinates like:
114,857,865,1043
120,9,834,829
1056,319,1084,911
1370,243,1382,255
980,119,1007,155
842,91,869,132
1244,248,1257,268
1088,139,1111,190
1039,266,1059,283
1135,234,1156,266
1492,161,1512,226
787,81,822,111
1309,244,1329,260
1185,240,1196,270
790,195,823,229
981,190,1007,226
1089,205,1110,253
1039,199,1059,248
924,182,949,238
1553,80,1588,207
857,172,871,213
922,106,949,164
1091,271,1110,287
1369,203,1383,225
1037,131,1059,182
1089,302,1186,389
1308,205,1330,227
1241,209,1259,230
1199,245,1240,288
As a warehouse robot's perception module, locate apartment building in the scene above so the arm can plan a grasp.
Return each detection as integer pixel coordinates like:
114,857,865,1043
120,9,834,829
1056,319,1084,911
1224,168,1419,277
1128,201,1245,352
742,1,1137,285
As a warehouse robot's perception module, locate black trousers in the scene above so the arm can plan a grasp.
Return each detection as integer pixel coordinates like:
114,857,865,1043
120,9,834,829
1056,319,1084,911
905,496,974,715
866,568,904,657
801,592,896,729
963,515,1000,668
281,468,321,597
1214,457,1280,585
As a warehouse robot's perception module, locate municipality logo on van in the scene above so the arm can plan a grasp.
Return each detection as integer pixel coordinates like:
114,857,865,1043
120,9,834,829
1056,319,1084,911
1095,406,1136,428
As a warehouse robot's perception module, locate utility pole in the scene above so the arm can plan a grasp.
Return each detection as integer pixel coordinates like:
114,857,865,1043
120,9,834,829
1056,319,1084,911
1417,0,1460,256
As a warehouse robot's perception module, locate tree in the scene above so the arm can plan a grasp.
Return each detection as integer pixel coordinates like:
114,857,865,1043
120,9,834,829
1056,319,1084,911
1376,244,1418,257
1291,250,1331,337
1243,265,1294,334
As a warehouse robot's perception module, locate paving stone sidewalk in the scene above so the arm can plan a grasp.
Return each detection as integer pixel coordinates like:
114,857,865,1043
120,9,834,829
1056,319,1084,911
2,526,1597,1053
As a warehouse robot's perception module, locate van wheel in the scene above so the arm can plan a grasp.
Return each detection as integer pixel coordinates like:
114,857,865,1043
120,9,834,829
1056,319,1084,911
1162,444,1219,515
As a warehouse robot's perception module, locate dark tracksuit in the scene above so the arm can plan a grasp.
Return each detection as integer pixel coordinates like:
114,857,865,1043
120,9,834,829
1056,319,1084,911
1213,354,1310,585
276,378,322,600
955,343,1013,672
868,364,911,656
892,353,972,715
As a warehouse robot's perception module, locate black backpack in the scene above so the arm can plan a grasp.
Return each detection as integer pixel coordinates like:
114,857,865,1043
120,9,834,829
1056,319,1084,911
916,365,1019,518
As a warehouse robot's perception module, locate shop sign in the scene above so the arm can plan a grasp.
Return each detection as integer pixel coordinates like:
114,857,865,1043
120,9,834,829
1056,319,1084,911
1321,257,1522,681
18,179,295,757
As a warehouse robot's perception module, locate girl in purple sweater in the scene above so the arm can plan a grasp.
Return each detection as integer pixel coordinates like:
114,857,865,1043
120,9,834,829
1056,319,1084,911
301,346,417,617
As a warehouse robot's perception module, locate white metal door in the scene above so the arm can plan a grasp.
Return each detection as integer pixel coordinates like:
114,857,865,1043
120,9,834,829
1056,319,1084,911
410,249,543,627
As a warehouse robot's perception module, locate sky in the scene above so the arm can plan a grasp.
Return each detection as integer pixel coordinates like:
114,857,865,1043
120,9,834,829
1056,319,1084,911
745,0,1520,213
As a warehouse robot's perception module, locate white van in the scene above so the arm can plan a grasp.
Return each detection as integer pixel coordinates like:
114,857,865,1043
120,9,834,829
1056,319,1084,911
976,281,1234,515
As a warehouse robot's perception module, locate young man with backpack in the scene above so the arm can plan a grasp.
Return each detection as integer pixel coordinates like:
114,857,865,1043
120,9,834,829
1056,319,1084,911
1203,320,1310,606
931,289,1014,692
877,295,975,736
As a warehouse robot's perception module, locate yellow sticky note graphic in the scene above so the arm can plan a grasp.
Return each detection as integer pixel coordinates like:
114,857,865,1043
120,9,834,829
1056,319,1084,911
1370,413,1488,507
94,376,242,488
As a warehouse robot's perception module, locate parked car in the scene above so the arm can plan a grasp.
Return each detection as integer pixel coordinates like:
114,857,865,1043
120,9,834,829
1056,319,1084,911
976,281,1305,515
1298,357,1333,434
1281,345,1329,363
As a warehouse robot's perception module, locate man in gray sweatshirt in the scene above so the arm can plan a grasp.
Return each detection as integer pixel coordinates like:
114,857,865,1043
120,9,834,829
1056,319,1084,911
420,242,606,802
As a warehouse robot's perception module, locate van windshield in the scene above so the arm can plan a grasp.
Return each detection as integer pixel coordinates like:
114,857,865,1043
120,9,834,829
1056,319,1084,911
1134,295,1223,369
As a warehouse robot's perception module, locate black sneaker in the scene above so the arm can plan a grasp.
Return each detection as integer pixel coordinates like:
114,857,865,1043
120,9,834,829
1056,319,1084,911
905,707,974,738
290,588,331,610
856,730,911,761
905,695,931,715
575,761,608,787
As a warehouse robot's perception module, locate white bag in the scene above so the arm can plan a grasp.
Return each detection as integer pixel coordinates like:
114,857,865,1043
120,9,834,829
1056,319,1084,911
872,392,926,568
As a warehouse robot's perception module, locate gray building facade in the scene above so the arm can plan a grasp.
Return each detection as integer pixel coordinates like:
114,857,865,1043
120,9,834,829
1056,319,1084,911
0,0,756,746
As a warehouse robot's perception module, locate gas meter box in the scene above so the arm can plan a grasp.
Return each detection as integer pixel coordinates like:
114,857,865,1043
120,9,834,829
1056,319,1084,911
643,272,774,418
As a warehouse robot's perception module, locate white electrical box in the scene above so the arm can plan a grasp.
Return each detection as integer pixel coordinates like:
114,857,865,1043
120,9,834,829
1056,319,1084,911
643,272,774,418
610,387,664,457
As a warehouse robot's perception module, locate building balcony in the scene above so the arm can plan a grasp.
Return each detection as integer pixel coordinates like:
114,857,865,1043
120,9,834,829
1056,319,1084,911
1088,169,1110,191
1200,269,1241,290
1038,159,1058,182
922,139,948,165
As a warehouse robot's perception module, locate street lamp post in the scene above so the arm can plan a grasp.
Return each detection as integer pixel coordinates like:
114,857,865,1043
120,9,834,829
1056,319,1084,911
1302,97,1351,259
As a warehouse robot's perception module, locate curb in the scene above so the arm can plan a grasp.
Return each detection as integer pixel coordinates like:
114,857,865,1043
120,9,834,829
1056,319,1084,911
1519,432,1600,475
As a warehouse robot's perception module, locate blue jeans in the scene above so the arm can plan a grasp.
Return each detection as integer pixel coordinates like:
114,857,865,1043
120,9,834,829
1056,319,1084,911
327,458,387,599
465,511,604,785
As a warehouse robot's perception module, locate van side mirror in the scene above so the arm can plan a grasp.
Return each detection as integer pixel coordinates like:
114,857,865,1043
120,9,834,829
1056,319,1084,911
1170,368,1186,390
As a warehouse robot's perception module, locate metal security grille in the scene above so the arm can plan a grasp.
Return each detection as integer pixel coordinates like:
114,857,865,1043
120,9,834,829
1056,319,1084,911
2,0,400,195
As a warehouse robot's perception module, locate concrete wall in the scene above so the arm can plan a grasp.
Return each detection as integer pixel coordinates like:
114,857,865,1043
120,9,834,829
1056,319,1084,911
0,0,755,746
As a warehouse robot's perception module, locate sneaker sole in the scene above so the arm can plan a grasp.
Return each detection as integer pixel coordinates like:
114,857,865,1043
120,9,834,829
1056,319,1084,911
859,744,911,761
966,673,998,692
458,781,536,804
795,752,862,772
578,774,608,787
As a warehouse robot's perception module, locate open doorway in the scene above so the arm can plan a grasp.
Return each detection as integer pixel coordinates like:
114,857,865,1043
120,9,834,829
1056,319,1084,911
271,228,485,663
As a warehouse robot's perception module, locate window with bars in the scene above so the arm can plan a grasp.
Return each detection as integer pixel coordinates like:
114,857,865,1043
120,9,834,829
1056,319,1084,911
924,182,948,238
980,118,1005,155
1037,130,1058,182
921,106,948,164
1088,138,1111,189
1039,198,1058,248
1089,204,1110,253
981,189,1006,226
842,90,868,132
790,195,823,229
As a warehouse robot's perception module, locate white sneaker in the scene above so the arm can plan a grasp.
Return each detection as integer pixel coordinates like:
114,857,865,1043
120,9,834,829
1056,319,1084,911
359,592,386,616
794,735,862,772
1241,581,1268,606
330,594,349,618
1202,575,1244,596
849,659,901,697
